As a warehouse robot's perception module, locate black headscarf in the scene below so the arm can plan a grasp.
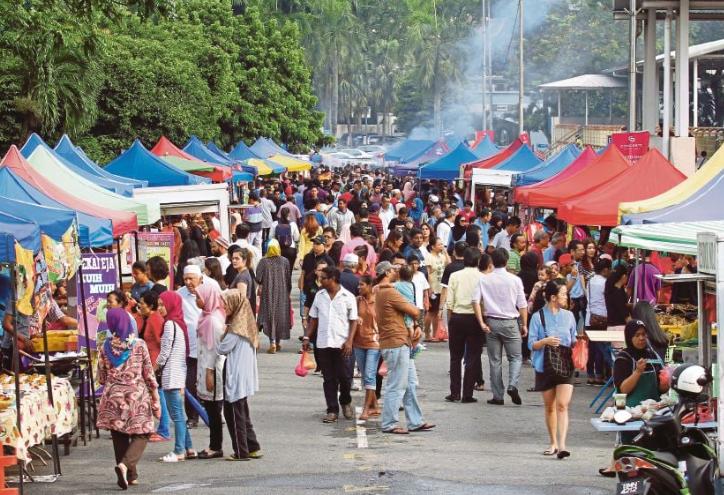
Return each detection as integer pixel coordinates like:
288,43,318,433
614,320,663,390
518,252,539,297
451,214,467,242
623,320,652,361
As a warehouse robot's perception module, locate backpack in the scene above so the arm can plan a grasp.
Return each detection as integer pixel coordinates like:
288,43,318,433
275,223,293,249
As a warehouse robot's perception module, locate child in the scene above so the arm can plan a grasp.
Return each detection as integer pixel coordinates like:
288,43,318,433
130,261,154,303
393,265,423,359
528,266,551,312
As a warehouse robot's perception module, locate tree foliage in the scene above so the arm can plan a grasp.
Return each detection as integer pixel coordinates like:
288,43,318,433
0,0,324,160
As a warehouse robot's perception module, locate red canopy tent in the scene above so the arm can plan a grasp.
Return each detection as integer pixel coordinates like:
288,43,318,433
558,148,686,226
520,145,632,209
0,146,138,236
514,146,598,204
150,136,232,182
463,135,529,178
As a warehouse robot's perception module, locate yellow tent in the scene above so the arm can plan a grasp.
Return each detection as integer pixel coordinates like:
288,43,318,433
269,154,311,172
245,158,285,176
619,143,724,216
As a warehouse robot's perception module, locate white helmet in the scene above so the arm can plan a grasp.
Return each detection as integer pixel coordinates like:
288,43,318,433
671,364,709,398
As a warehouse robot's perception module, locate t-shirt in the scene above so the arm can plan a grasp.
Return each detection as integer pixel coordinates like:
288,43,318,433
411,272,430,310
301,252,335,284
425,250,448,294
627,262,662,305
358,221,378,242
355,295,379,349
245,204,263,232
387,218,406,232
375,287,413,349
131,281,154,302
441,260,465,287
232,270,257,314
507,250,522,274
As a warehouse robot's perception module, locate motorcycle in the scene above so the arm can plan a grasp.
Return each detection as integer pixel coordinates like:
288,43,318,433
613,363,718,495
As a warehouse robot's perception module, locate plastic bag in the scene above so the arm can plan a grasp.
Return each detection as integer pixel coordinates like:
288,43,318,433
295,354,308,377
302,350,316,370
434,320,448,342
572,338,588,370
378,361,388,377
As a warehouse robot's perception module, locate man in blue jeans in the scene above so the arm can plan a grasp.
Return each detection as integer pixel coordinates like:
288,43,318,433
374,261,435,434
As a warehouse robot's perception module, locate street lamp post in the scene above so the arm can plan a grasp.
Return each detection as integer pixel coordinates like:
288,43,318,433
519,0,524,135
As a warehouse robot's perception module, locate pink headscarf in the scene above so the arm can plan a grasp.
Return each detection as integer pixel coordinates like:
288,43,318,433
195,283,226,351
159,291,190,357
402,181,414,201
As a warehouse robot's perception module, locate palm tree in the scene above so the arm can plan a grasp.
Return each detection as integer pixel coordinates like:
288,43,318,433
370,39,401,137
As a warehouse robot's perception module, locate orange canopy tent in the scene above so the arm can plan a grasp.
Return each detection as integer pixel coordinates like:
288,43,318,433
514,146,598,204
520,145,632,209
463,135,529,178
557,149,686,226
0,146,138,236
151,136,232,182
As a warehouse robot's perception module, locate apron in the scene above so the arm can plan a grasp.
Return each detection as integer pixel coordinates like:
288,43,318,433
625,362,660,408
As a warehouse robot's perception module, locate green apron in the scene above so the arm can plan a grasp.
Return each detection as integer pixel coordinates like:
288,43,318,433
624,368,660,407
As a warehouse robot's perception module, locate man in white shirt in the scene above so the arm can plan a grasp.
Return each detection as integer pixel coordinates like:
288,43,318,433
472,248,528,406
175,264,206,427
378,195,396,238
491,216,522,253
436,210,455,249
303,266,358,423
259,189,277,251
327,197,355,238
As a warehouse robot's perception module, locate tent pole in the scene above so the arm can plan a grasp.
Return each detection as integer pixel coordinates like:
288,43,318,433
9,261,24,495
617,234,623,266
77,263,99,440
633,249,640,302
41,318,61,476
116,238,123,288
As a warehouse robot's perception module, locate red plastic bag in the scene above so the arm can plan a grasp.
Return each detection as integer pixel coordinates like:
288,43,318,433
378,361,388,377
434,320,448,342
302,351,316,370
295,354,308,377
572,338,588,370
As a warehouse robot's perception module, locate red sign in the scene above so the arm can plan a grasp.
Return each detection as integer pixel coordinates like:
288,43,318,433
611,131,649,162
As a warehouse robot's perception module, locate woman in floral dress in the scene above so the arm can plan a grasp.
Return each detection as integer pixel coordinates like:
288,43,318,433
255,239,292,353
97,308,161,490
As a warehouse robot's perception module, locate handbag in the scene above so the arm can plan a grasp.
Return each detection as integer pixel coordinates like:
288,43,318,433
589,313,608,329
540,310,574,378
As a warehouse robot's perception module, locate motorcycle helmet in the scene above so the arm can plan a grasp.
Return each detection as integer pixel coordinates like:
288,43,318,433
671,363,709,399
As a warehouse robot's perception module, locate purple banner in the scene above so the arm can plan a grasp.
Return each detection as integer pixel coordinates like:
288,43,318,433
77,252,118,350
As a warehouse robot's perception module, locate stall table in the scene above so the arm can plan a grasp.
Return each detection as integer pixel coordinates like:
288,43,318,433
591,418,717,432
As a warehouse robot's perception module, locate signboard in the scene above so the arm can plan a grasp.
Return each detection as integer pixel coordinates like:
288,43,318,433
77,252,118,350
611,131,650,162
136,232,175,289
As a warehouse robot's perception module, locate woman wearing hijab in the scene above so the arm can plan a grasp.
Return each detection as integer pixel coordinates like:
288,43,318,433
218,290,262,461
518,251,540,362
256,239,292,354
630,301,669,360
409,198,424,227
97,308,160,489
402,181,414,202
449,214,468,253
598,319,671,477
194,284,227,460
155,292,196,463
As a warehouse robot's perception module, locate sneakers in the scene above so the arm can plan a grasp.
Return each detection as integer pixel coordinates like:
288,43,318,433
410,344,423,360
323,413,339,423
342,404,354,420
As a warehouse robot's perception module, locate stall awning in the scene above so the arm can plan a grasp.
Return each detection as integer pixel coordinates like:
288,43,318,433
612,221,724,255
514,146,598,203
418,143,479,180
0,213,41,262
268,154,311,172
513,145,582,187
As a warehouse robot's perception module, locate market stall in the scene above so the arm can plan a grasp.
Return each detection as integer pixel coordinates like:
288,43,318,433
512,144,584,187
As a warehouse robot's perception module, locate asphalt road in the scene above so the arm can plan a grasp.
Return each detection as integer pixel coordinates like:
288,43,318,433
26,286,619,495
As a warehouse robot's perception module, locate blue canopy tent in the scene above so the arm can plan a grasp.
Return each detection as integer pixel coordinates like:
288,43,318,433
512,145,582,186
395,141,449,177
383,140,435,163
184,137,253,182
106,140,211,187
21,134,135,197
263,138,295,158
470,135,499,159
418,143,479,180
622,164,724,224
0,212,41,262
229,140,261,161
492,145,543,172
0,167,112,248
0,197,76,243
54,135,147,188
249,137,291,159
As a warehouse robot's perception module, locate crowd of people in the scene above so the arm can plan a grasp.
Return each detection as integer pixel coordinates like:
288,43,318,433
83,163,684,488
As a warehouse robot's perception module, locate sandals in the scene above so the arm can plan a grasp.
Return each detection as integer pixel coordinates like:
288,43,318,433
249,451,264,459
557,450,571,460
185,450,198,460
383,427,409,435
598,468,616,478
115,464,129,490
410,422,436,432
198,450,223,459
158,452,185,463
542,448,558,456
226,454,252,461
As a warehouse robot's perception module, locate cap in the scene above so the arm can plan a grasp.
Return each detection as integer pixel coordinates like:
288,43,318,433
312,235,326,245
600,253,613,261
369,203,380,212
214,236,230,250
183,265,202,276
343,253,359,265
429,194,440,203
375,261,400,276
558,254,573,266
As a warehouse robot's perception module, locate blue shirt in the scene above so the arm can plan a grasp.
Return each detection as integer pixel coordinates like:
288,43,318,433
528,307,578,373
402,245,429,276
315,211,328,227
294,192,305,218
568,262,584,298
543,245,557,263
475,220,490,249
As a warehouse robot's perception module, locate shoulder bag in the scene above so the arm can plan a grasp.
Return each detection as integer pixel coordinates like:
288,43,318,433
540,310,574,378
156,322,177,380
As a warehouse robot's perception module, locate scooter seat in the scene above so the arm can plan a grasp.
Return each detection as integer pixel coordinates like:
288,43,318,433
652,451,679,467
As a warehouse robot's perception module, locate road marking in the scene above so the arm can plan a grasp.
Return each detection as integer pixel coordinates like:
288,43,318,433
355,406,368,449
153,484,210,492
